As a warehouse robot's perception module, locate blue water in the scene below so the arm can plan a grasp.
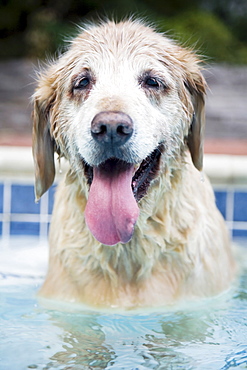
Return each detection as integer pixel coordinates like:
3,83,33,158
0,239,247,370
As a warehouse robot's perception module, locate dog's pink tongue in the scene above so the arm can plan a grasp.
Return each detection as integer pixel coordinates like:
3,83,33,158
85,162,139,246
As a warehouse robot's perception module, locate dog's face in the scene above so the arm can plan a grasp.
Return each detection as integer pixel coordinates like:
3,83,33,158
33,20,206,246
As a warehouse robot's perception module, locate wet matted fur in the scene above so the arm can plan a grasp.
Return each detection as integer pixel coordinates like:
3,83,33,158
32,19,235,308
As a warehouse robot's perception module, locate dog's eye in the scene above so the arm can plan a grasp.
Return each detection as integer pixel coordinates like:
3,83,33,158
144,77,160,88
140,74,167,91
75,77,91,89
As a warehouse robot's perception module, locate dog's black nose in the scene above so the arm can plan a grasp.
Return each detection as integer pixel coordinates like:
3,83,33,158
91,111,133,146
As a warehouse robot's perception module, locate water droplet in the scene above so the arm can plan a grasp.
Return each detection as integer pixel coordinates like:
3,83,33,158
58,156,63,174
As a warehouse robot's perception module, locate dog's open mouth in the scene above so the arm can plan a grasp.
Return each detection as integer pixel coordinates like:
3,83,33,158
83,146,162,246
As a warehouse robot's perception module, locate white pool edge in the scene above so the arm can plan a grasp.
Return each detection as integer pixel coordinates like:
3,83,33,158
0,146,247,185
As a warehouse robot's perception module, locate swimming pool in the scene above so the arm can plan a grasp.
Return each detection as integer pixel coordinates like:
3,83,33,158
0,237,247,370
1,148,247,369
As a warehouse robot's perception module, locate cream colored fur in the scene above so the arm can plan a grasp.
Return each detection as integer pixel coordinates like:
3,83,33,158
32,20,235,309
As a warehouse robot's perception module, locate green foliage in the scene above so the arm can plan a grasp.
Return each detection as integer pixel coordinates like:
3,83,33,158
25,9,76,58
0,0,247,63
158,11,247,64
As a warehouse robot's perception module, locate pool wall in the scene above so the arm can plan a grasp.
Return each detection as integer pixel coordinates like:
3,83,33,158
0,147,247,244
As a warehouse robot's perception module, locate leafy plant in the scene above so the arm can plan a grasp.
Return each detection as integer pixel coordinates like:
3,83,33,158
158,11,247,63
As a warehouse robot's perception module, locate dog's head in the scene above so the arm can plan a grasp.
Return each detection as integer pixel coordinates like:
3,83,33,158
32,20,206,245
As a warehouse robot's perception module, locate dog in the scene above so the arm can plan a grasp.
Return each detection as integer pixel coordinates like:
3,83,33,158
32,19,235,308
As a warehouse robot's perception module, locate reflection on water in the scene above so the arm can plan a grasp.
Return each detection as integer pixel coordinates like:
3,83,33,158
0,243,247,370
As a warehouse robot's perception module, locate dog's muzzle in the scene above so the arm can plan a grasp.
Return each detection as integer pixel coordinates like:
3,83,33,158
84,111,162,247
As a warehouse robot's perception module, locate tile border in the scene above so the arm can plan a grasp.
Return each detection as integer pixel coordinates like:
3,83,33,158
0,147,247,242
0,182,246,241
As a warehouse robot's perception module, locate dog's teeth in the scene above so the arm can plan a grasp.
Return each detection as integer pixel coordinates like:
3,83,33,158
134,164,141,173
132,180,137,188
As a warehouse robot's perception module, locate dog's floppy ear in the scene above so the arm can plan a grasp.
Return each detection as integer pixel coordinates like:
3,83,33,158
185,66,206,171
32,73,57,202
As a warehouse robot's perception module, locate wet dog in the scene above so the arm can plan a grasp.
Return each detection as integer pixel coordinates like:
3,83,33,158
32,20,235,308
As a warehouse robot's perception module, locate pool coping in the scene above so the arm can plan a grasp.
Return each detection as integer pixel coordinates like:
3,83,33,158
0,146,246,186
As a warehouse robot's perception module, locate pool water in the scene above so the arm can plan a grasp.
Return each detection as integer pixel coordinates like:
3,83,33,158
0,239,247,370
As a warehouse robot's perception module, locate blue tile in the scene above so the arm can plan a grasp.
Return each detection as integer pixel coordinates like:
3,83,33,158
11,185,40,214
10,222,40,236
214,191,227,219
0,183,3,213
232,229,247,238
48,185,57,214
234,192,247,222
0,222,2,236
